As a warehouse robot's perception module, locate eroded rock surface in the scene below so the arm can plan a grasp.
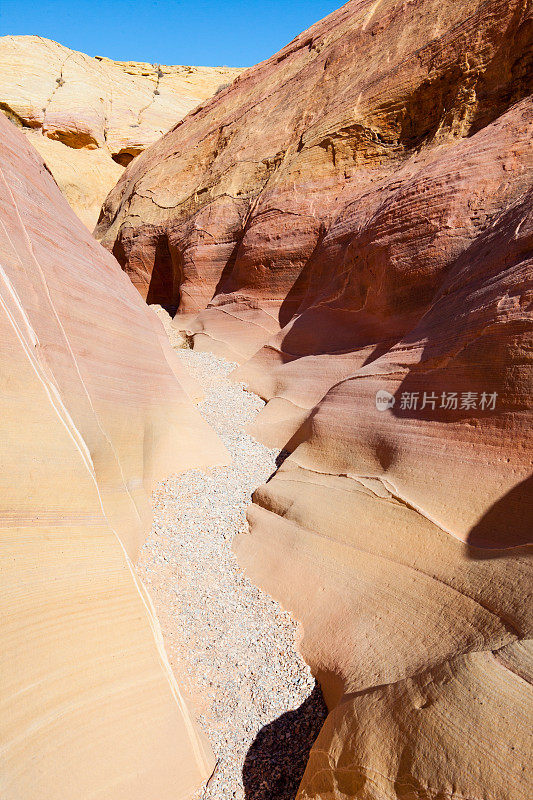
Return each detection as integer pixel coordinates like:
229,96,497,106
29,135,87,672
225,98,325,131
96,0,532,797
0,35,243,228
0,113,229,800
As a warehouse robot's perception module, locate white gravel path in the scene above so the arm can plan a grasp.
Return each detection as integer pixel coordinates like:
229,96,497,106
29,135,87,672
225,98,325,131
137,339,327,800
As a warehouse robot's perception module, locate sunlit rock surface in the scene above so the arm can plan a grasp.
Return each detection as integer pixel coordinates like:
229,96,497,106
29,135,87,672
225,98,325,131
0,35,243,228
0,113,229,800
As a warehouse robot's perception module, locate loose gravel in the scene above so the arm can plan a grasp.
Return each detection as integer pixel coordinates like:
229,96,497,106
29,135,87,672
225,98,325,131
137,340,327,800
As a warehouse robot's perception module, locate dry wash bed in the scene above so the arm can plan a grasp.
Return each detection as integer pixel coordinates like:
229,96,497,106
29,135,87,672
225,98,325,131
137,335,327,800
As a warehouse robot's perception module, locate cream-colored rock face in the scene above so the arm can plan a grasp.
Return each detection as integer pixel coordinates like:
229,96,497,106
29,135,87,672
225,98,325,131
0,113,229,800
0,35,243,228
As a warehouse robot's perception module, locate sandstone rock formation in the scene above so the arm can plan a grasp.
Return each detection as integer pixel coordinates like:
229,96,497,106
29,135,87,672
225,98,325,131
0,112,229,800
96,0,532,797
0,36,243,228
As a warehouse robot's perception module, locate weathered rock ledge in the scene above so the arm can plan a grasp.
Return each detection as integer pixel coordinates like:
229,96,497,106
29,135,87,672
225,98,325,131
0,35,243,227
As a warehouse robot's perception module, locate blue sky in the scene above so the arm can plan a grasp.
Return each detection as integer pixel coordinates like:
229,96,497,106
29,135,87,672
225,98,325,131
0,0,341,67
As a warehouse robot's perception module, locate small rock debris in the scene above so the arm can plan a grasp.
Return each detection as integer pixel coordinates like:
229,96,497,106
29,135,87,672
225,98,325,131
137,347,327,800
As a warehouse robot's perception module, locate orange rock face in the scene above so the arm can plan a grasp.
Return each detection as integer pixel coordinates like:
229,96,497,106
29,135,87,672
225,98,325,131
0,35,243,228
97,0,532,797
0,113,229,800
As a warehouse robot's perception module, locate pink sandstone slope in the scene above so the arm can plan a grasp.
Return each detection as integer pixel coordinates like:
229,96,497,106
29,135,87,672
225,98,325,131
0,112,229,800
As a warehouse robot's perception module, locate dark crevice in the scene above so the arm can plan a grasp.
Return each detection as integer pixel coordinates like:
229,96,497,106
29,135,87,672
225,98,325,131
112,149,142,167
265,450,291,483
146,234,181,311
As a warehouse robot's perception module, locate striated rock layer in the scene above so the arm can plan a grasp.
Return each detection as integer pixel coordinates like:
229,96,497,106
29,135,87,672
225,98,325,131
0,113,229,800
0,35,243,228
97,0,533,797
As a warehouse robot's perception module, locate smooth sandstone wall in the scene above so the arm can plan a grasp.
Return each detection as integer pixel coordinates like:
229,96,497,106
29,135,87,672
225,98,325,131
0,113,229,800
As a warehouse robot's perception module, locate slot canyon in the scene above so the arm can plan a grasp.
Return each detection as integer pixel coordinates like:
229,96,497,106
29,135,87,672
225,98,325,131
0,2,531,799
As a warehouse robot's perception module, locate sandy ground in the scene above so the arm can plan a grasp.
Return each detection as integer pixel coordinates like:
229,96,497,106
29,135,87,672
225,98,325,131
137,315,327,799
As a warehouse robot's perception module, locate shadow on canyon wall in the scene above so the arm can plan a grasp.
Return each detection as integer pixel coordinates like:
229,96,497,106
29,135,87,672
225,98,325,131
466,474,533,556
242,683,327,800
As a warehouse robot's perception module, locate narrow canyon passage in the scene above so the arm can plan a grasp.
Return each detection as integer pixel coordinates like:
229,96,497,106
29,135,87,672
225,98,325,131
137,316,327,800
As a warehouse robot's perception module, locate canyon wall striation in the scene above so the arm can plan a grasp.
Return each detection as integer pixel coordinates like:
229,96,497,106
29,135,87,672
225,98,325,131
0,35,243,228
0,112,229,800
97,0,532,797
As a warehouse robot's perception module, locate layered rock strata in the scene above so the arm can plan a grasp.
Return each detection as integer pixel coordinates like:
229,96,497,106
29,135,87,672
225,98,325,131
0,112,229,800
0,35,243,227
